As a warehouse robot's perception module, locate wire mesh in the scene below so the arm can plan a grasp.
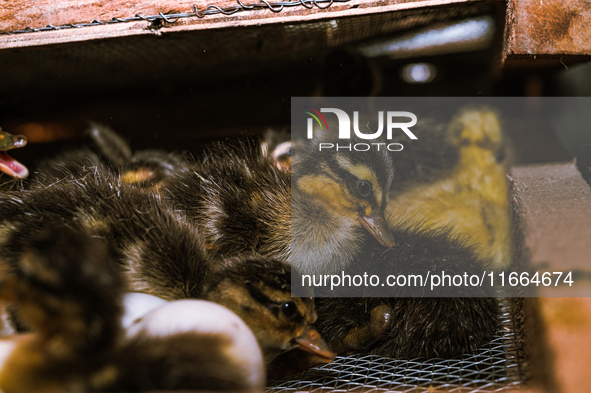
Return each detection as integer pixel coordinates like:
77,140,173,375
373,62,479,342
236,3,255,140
268,299,523,392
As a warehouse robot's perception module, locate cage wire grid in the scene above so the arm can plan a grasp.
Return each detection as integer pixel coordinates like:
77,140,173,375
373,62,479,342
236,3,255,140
267,299,523,392
4,0,351,35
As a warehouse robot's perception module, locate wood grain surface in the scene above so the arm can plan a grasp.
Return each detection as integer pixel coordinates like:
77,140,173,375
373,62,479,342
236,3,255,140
505,0,591,60
0,0,486,48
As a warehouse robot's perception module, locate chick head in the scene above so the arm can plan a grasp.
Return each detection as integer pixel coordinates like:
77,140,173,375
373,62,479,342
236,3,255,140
290,130,396,275
203,255,334,364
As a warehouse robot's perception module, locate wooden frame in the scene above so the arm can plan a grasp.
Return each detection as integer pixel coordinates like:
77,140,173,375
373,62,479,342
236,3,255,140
0,0,492,51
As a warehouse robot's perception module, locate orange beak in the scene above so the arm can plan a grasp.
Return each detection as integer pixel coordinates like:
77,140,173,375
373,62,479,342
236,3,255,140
358,210,395,248
294,326,336,362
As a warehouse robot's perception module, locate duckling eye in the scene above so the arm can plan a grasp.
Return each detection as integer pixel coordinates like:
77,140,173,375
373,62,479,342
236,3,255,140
356,180,372,197
281,301,298,318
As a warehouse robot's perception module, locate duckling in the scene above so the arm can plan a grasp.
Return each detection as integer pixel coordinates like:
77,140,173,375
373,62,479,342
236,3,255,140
30,124,119,186
257,110,480,274
385,107,512,269
121,256,335,367
164,138,293,260
290,128,396,275
313,229,499,359
0,169,210,303
0,226,124,393
203,255,335,364
87,123,190,192
0,128,28,179
32,123,189,192
164,133,396,276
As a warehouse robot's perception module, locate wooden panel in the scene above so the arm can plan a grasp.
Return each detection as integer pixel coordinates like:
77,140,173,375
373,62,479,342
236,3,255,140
504,0,591,66
0,0,226,32
538,297,591,393
0,0,489,50
510,162,591,274
504,118,570,165
511,162,591,392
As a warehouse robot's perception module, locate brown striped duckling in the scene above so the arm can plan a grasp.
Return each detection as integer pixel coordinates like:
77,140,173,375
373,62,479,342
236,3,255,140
164,133,396,276
0,226,124,393
32,123,189,192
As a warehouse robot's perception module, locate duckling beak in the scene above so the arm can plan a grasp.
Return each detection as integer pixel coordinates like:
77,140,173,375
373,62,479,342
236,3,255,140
294,326,336,362
0,130,27,150
0,152,29,179
0,132,29,179
358,210,395,248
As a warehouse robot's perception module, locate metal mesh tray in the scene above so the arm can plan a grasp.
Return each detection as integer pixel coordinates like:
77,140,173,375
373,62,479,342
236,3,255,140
268,299,523,392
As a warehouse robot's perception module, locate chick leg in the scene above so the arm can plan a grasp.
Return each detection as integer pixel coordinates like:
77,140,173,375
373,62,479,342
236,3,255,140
332,304,393,354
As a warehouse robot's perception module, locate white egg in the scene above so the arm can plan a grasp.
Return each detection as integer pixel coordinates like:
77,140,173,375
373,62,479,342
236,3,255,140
0,337,17,370
126,299,265,390
121,292,168,329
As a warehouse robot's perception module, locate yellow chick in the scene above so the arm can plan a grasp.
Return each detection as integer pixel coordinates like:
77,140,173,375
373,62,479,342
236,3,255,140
386,107,512,270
